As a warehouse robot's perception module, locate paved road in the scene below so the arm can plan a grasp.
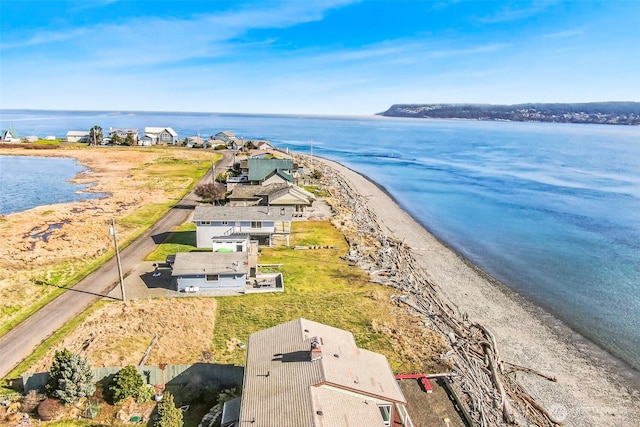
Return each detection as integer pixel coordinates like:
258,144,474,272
0,151,233,379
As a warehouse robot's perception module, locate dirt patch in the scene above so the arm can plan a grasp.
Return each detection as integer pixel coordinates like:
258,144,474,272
27,298,217,373
398,378,468,427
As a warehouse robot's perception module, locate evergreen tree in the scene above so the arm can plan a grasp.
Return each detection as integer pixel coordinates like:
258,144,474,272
45,349,95,404
124,133,136,146
154,391,183,427
109,365,144,404
112,134,123,145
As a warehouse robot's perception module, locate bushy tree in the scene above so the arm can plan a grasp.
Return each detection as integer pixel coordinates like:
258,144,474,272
112,134,123,145
154,392,183,427
109,365,144,404
310,169,323,180
136,384,155,403
194,182,226,204
215,171,228,183
45,349,95,404
37,398,65,421
124,133,136,146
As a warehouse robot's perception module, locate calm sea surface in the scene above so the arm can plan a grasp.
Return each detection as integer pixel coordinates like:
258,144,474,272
2,109,639,371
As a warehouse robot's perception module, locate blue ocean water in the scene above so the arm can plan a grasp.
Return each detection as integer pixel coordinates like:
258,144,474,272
0,155,104,214
2,109,639,371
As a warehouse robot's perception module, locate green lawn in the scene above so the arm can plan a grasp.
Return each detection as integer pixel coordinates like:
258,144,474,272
212,221,409,371
145,223,203,261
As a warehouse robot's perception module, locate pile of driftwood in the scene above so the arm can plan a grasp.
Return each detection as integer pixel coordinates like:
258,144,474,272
302,156,561,427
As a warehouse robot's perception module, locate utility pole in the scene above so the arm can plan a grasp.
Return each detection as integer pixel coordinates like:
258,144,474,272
109,218,126,301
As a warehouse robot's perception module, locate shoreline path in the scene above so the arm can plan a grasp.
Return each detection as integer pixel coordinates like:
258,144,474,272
313,156,639,426
0,152,233,379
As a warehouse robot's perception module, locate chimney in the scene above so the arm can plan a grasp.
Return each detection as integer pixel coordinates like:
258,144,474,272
310,337,322,361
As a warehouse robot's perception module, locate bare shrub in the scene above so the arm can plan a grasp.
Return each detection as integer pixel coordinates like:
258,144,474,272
21,390,44,413
37,398,65,421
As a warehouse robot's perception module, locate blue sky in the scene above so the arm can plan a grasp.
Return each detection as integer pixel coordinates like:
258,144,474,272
1,0,639,115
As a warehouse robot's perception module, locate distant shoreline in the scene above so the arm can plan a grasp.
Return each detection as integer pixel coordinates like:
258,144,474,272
378,102,640,125
312,154,640,425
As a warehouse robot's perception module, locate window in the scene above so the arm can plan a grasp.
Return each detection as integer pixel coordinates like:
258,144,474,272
221,221,228,225
206,274,219,282
251,221,262,228
378,405,391,426
200,221,210,225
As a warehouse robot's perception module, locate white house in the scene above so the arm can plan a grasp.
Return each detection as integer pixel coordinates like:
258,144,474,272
214,131,236,143
66,131,90,143
193,205,294,248
138,134,157,146
1,127,20,143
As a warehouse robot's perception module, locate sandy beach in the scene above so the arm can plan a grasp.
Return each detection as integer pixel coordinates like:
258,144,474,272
314,156,640,426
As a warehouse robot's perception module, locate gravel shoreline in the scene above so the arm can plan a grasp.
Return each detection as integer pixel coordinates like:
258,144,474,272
313,155,640,426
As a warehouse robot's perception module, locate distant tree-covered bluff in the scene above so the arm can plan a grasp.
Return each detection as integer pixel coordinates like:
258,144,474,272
377,102,640,125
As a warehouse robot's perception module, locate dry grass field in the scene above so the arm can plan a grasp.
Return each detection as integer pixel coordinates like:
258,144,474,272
26,298,218,373
0,146,219,336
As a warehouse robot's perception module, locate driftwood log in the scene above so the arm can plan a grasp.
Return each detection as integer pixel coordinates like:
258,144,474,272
301,154,561,427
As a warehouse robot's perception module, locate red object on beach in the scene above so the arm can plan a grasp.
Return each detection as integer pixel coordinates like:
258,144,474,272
395,373,433,393
420,377,433,393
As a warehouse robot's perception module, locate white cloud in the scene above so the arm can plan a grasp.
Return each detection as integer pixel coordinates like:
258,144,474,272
1,0,356,63
475,0,560,24
543,27,586,39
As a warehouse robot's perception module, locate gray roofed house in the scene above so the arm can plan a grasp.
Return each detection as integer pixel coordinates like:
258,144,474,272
227,183,316,217
108,127,139,141
171,251,248,292
215,131,236,142
193,205,295,222
234,318,414,427
193,205,294,247
144,127,179,144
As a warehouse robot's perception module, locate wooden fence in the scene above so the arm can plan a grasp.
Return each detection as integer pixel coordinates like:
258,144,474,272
20,363,244,393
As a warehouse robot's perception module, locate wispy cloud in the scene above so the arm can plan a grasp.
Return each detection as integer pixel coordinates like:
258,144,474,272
305,38,511,67
1,0,355,54
475,0,559,23
543,27,586,39
1,28,88,49
66,0,120,12
427,42,511,58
